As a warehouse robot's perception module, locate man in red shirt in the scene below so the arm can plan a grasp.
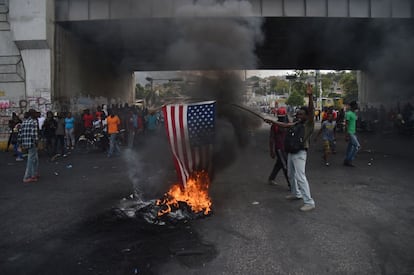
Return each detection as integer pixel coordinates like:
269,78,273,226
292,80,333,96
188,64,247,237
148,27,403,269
268,107,290,190
82,109,94,130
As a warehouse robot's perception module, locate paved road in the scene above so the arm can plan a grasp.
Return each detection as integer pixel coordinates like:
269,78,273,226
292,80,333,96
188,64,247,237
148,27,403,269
0,124,413,275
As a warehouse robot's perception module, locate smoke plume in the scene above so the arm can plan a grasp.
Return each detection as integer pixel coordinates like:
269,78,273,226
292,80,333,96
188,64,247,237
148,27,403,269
164,0,264,173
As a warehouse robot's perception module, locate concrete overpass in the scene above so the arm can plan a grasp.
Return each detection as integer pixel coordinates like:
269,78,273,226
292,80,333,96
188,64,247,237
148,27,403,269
1,0,414,118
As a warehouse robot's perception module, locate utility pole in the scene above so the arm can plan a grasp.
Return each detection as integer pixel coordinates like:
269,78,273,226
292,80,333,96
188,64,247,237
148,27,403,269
286,74,297,96
315,70,320,109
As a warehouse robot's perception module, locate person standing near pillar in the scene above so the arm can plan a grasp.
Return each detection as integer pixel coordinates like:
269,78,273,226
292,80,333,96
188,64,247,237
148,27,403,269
18,109,39,183
6,112,21,152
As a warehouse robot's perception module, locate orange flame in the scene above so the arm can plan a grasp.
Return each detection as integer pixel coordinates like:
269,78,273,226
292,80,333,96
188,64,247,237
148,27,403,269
156,171,212,216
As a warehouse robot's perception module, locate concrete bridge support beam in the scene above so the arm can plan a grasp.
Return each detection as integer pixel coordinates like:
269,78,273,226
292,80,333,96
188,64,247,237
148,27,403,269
6,0,55,114
54,24,134,114
358,69,414,110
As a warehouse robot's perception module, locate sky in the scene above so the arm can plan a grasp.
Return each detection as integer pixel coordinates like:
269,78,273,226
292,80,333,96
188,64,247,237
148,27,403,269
245,70,294,78
135,70,296,85
134,70,342,85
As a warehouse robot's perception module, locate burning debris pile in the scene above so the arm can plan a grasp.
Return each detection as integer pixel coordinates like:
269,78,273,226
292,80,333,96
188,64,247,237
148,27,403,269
115,171,212,225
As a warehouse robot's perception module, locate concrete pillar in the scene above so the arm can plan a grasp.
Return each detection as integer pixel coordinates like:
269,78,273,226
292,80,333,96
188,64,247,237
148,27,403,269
7,0,55,114
358,68,414,111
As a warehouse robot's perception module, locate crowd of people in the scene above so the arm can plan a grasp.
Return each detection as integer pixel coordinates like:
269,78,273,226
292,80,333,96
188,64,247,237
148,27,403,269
264,97,414,213
4,104,163,183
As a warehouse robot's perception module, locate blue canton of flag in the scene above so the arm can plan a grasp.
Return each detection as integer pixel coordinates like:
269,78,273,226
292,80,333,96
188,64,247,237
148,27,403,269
187,103,215,147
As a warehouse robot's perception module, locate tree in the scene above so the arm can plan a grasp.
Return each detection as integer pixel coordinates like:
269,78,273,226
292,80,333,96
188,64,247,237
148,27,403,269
287,90,305,107
291,81,306,95
340,71,358,103
247,76,261,82
321,74,334,96
270,77,290,95
135,83,147,99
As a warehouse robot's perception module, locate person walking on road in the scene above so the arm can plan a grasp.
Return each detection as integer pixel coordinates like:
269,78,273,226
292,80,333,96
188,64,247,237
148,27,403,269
314,112,336,166
344,101,360,167
265,83,316,212
267,107,290,190
18,109,39,183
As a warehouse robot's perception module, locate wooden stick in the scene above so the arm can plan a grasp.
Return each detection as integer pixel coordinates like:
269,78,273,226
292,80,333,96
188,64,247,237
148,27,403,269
228,103,266,120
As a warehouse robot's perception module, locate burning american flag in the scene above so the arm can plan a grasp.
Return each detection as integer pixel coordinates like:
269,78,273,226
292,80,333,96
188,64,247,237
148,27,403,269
162,101,216,187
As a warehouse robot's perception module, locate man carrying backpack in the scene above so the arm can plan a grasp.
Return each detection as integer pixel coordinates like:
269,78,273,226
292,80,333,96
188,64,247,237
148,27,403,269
265,83,316,212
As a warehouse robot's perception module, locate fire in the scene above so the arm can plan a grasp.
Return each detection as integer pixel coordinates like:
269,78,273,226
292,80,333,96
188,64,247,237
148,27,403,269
156,171,212,216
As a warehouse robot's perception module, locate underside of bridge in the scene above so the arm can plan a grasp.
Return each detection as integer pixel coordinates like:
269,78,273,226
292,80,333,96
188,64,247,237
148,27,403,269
54,16,414,108
57,17,414,71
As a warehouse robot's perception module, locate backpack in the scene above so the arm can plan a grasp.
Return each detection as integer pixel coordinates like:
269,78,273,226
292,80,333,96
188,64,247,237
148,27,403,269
284,123,305,153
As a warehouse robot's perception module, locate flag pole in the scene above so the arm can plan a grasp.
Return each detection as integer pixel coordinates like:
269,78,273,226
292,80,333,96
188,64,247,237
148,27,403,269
228,103,266,120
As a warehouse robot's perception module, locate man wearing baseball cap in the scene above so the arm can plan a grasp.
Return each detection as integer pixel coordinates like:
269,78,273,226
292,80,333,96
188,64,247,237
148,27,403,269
267,107,290,190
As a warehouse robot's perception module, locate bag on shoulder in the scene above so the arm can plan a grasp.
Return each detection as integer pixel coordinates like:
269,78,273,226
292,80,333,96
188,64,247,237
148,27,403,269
284,123,305,153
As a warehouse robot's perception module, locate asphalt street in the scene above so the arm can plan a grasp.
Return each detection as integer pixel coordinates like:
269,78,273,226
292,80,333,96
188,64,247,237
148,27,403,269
0,123,413,275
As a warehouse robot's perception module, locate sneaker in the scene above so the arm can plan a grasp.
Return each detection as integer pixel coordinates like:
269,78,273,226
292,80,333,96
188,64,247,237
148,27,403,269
23,177,36,183
343,160,355,167
71,146,75,150
63,154,68,158
268,179,278,185
300,204,315,212
325,162,330,166
16,157,24,161
285,194,302,200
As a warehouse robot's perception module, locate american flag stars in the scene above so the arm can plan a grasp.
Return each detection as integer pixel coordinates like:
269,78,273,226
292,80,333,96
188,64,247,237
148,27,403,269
188,102,215,146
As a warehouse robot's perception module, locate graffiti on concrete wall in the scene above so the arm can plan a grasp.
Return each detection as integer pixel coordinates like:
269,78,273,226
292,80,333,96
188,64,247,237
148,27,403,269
0,98,18,141
1,91,129,141
0,91,53,141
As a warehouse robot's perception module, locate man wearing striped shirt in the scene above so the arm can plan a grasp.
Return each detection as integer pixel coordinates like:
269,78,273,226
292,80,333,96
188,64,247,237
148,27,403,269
18,109,39,183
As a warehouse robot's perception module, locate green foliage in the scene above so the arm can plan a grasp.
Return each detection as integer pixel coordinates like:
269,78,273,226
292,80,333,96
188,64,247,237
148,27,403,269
340,71,358,103
321,75,333,95
135,83,147,99
287,90,305,107
270,77,290,95
291,81,306,95
247,76,261,82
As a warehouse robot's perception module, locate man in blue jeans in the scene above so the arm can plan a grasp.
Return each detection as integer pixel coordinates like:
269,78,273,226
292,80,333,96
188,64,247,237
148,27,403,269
265,83,316,212
344,101,360,167
18,109,39,183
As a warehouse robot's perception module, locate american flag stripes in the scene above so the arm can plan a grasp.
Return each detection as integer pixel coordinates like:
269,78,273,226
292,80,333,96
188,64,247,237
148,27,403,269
162,101,216,187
